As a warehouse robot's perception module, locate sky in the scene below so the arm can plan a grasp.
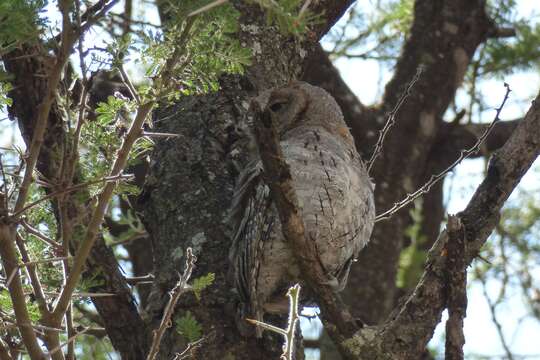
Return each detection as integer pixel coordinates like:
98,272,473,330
315,1,540,359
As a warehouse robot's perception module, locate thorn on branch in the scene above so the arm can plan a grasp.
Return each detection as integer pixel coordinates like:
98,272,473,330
367,66,423,174
147,247,197,360
375,83,512,222
246,284,302,360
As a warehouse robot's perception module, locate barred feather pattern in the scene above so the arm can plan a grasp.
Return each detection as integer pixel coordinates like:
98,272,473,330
229,82,375,337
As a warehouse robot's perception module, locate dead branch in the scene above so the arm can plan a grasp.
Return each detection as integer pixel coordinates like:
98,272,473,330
367,66,423,173
375,83,512,222
348,88,540,359
247,284,302,360
147,247,196,360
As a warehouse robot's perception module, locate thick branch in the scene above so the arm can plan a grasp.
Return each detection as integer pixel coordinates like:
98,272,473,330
349,90,540,359
0,224,45,359
444,215,467,360
343,0,496,323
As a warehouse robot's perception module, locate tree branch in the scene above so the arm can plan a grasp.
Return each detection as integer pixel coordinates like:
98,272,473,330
444,215,467,360
147,248,196,360
345,88,540,359
0,222,44,359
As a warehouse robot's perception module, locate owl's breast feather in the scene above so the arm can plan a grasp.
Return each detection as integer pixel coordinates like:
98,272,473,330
280,127,375,279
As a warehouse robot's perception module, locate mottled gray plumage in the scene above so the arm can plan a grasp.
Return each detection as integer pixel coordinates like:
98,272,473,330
229,82,375,336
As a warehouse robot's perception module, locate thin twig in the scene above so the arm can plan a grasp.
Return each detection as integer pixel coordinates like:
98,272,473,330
298,0,313,18
246,284,302,360
0,320,63,333
0,154,10,212
477,270,515,360
367,66,423,174
173,337,206,360
20,220,62,249
12,174,133,219
17,256,69,268
188,0,228,17
47,327,90,357
125,274,154,285
142,131,180,138
376,83,512,222
147,247,197,360
14,233,49,316
119,64,141,104
42,292,117,298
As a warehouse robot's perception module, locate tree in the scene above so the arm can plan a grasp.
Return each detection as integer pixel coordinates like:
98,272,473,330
0,0,539,359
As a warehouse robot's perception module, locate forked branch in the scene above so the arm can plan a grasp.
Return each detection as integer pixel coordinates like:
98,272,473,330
147,248,196,360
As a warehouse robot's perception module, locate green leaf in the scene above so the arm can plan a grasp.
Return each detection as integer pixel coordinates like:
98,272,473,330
175,311,203,342
0,0,47,54
0,81,13,107
192,273,215,300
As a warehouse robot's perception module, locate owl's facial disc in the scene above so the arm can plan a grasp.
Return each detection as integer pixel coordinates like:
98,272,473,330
267,88,308,135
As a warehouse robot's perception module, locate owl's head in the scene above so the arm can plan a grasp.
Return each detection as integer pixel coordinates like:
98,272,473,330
257,81,348,139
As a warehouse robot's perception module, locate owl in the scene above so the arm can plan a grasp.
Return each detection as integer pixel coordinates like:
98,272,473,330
229,81,375,336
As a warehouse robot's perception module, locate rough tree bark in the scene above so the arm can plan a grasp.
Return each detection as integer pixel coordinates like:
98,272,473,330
139,0,530,359
139,1,354,358
304,0,519,324
0,0,530,359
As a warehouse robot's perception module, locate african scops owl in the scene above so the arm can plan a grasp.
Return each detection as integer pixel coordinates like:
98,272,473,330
229,81,375,336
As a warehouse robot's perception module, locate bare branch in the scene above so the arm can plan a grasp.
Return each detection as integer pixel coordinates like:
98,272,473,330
247,284,302,360
142,131,180,138
20,220,62,250
14,233,50,316
17,256,69,268
188,0,228,17
47,327,90,358
173,337,206,360
445,215,467,360
477,270,515,360
147,247,197,360
375,83,512,222
12,174,133,219
367,66,423,174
